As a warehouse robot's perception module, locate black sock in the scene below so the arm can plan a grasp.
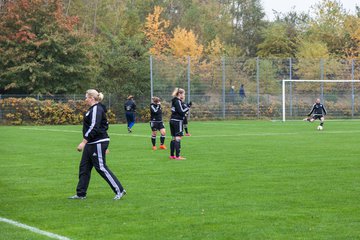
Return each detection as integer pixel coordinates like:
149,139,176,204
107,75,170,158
185,128,188,134
151,136,156,146
160,135,165,145
170,140,175,156
174,140,181,157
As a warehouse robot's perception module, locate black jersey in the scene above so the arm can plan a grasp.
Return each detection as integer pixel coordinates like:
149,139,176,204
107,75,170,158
170,97,190,121
83,103,110,144
150,103,163,121
124,99,136,112
308,103,327,116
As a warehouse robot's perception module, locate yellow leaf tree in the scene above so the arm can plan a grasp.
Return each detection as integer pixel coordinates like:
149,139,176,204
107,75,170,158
169,27,203,59
205,37,225,59
295,40,330,80
202,37,225,88
143,6,170,56
343,15,360,59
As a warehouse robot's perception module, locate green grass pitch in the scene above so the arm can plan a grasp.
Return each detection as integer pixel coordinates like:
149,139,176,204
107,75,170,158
1,120,360,239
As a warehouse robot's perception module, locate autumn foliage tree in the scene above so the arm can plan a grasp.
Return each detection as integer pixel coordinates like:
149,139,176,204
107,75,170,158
169,27,203,59
343,15,360,58
143,6,170,56
309,0,348,57
0,0,93,94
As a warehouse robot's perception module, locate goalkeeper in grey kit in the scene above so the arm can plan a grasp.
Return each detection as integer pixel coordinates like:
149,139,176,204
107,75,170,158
304,98,327,128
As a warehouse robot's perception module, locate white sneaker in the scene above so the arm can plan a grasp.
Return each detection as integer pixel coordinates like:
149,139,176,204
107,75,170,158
114,190,126,200
68,195,86,200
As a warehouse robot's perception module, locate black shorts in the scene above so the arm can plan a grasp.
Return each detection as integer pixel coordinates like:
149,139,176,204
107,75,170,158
170,119,183,137
312,115,324,120
150,121,165,131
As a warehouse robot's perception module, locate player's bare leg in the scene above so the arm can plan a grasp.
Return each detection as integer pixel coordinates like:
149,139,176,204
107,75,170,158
320,116,325,127
159,128,166,149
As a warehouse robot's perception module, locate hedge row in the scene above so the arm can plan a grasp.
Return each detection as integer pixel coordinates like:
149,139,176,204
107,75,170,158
1,98,358,125
0,98,116,125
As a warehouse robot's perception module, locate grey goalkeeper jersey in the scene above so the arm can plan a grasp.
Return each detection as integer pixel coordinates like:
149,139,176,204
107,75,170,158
308,103,327,116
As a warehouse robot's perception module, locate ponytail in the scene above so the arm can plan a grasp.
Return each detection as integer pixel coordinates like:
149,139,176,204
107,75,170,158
172,87,185,97
86,89,104,102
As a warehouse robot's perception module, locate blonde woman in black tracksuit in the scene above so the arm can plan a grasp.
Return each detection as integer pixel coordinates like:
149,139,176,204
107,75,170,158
69,89,126,200
169,88,191,160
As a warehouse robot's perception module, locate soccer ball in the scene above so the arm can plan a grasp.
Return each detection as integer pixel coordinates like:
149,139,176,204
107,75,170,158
317,126,323,131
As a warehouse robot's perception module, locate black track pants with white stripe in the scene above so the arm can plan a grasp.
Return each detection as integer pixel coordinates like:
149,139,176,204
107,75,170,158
76,141,124,197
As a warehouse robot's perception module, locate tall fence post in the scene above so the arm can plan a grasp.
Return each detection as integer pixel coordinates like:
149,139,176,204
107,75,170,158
289,58,293,117
256,57,260,118
351,59,355,117
222,57,226,119
320,58,324,102
150,55,153,100
187,56,191,119
0,94,2,121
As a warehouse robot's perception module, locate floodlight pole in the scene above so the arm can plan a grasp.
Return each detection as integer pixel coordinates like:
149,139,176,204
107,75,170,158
320,59,324,102
351,59,355,117
150,55,153,100
289,58,292,117
187,56,191,119
222,57,226,119
256,57,260,118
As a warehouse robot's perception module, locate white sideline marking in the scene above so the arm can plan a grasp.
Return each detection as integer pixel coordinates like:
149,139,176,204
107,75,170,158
0,217,70,240
20,127,360,138
20,127,297,137
20,127,79,133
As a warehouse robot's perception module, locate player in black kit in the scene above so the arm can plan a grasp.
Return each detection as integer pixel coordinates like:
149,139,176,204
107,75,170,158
69,89,126,200
169,88,191,160
304,98,327,128
150,97,167,150
183,113,191,136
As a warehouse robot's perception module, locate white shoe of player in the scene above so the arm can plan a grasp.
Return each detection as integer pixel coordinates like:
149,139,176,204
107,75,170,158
114,190,127,200
68,195,86,200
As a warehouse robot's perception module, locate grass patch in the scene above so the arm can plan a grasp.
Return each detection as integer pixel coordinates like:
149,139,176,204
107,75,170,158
1,120,360,239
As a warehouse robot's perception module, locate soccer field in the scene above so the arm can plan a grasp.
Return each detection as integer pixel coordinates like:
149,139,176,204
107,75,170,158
1,120,360,239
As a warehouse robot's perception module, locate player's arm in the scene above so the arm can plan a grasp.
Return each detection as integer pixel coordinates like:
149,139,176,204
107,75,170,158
322,105,327,115
175,100,189,116
151,104,159,113
77,138,88,152
307,105,315,116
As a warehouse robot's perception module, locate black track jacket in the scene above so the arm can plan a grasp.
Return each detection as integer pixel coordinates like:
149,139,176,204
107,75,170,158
83,103,110,144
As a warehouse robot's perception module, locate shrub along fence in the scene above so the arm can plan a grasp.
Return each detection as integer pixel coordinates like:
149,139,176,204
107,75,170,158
0,93,358,125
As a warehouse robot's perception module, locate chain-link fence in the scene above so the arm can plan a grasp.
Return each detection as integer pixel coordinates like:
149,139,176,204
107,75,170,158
1,57,360,124
151,56,360,120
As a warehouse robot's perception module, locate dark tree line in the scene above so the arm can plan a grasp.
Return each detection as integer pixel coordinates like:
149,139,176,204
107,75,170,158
0,0,359,95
